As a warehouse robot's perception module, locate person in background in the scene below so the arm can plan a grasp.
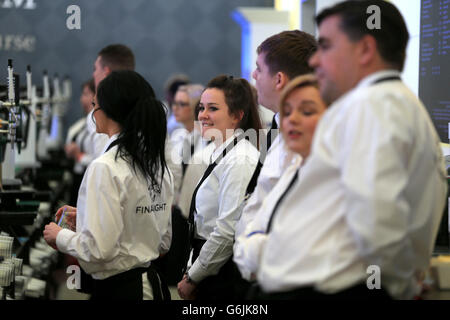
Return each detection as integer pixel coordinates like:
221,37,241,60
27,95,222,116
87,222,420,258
161,84,206,286
164,73,190,135
64,78,95,206
177,75,261,300
43,70,173,300
234,74,327,283
254,0,447,300
170,84,206,187
79,44,137,166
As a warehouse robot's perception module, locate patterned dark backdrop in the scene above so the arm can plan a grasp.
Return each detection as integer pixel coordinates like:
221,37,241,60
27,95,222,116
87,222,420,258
0,0,273,132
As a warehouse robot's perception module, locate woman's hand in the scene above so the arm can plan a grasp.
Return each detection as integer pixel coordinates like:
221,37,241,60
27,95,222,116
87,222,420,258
177,273,198,300
55,205,77,231
43,223,62,250
64,143,80,159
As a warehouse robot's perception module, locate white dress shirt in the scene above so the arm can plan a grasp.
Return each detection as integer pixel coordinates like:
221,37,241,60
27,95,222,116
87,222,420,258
257,70,448,299
234,114,300,239
233,159,301,280
66,117,89,174
56,134,174,280
170,127,207,200
188,134,259,283
65,117,86,146
177,140,214,219
78,109,109,168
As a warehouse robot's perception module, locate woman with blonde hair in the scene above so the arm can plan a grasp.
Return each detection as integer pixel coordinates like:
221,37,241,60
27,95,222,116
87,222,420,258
233,74,328,287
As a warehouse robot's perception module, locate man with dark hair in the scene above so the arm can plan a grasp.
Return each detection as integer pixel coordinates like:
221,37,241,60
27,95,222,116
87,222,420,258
233,30,317,291
251,0,446,300
253,30,317,113
93,44,135,87
78,44,137,165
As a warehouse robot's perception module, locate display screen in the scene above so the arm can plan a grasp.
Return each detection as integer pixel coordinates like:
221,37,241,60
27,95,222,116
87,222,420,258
419,0,450,142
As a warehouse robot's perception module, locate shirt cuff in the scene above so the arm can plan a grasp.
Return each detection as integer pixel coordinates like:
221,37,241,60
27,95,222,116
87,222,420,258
188,259,209,283
56,228,76,255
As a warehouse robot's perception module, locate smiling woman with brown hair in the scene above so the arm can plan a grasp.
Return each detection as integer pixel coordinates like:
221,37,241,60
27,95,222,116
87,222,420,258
177,75,262,300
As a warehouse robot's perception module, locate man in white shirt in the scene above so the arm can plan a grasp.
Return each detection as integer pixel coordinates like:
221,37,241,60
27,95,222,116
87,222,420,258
254,0,447,300
66,44,136,167
232,30,317,298
234,30,317,239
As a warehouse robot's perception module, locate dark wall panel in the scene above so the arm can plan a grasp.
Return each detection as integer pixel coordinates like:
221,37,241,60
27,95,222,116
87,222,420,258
0,0,273,129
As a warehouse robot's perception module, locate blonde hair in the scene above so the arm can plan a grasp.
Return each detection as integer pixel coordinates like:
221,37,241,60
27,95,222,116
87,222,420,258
279,74,320,119
177,83,205,109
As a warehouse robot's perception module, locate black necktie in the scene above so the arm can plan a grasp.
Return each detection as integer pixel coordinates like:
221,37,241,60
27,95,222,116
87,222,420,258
266,115,279,153
245,115,279,196
266,169,299,233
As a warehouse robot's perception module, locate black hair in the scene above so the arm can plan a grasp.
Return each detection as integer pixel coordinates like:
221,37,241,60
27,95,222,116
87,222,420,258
316,0,409,71
205,75,262,145
96,70,167,185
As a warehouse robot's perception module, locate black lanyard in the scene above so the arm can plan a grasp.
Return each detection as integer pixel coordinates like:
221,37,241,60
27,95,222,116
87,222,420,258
105,138,121,153
245,115,279,196
266,169,299,233
188,136,241,240
264,74,401,233
372,75,401,85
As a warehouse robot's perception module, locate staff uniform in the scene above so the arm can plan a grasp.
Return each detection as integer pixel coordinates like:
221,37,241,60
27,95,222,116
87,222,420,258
165,137,183,198
78,109,109,167
233,158,301,281
65,117,92,206
234,114,300,239
257,70,447,299
170,127,207,199
177,145,213,219
56,134,174,298
187,134,259,294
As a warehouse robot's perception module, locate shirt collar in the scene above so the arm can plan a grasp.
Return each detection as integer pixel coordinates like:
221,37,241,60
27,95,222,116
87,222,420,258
210,131,241,162
356,69,401,90
274,113,280,128
101,133,120,154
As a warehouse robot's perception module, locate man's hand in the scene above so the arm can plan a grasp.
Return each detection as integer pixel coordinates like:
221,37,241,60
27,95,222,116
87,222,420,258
177,273,198,300
43,223,62,250
55,205,77,231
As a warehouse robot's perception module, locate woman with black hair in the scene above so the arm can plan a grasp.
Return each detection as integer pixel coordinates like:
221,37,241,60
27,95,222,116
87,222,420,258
43,70,174,300
177,75,261,300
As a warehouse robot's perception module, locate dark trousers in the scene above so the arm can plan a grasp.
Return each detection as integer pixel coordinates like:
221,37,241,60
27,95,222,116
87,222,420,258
89,267,147,300
247,283,393,300
191,238,235,301
160,206,190,285
231,261,253,300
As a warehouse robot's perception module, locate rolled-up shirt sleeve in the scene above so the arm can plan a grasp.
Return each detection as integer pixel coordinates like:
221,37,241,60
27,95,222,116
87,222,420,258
56,162,124,265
